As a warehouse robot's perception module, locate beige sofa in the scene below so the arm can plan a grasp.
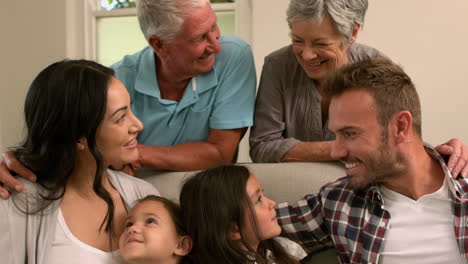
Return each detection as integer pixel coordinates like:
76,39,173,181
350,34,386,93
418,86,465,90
137,162,345,264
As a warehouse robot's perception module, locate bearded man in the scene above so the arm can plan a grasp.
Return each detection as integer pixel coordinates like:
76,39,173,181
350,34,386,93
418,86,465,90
277,57,468,264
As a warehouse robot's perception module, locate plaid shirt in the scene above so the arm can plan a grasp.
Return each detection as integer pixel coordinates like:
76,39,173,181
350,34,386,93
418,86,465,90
277,147,468,264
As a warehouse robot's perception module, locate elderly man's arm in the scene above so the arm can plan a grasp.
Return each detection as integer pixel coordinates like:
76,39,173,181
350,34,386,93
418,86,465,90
133,127,246,172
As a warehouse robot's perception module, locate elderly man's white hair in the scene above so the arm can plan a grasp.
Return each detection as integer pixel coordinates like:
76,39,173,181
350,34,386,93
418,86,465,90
137,0,210,42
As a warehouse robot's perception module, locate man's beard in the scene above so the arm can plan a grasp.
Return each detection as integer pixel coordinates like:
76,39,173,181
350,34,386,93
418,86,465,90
347,141,407,191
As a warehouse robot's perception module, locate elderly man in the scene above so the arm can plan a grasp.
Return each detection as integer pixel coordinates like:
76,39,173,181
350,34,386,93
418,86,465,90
111,0,256,172
278,57,468,263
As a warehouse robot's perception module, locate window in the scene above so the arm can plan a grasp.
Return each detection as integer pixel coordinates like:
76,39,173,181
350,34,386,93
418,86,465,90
100,0,235,10
81,0,250,66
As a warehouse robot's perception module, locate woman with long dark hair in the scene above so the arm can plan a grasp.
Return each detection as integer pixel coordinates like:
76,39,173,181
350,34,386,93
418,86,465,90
0,60,159,263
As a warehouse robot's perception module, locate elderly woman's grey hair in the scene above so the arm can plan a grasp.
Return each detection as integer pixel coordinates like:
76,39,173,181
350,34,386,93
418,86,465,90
137,0,210,43
286,0,368,45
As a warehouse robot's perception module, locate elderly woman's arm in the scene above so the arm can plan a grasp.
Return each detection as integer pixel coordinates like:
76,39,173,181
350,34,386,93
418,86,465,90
436,138,468,177
249,59,297,162
281,141,335,162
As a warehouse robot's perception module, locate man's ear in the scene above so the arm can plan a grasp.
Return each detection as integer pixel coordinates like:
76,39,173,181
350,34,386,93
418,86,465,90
174,235,193,256
229,223,241,241
392,111,413,144
149,35,167,55
76,138,87,151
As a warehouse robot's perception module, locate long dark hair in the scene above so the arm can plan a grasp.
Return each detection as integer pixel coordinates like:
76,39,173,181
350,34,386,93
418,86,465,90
12,59,117,235
180,165,300,264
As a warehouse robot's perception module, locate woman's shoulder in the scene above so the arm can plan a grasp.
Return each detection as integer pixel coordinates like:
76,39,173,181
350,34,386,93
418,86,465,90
261,45,304,80
4,179,59,215
107,169,161,206
4,179,50,207
264,45,296,64
348,42,386,63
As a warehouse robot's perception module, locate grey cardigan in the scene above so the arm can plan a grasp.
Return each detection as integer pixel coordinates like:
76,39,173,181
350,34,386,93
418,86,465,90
0,169,160,264
249,43,384,162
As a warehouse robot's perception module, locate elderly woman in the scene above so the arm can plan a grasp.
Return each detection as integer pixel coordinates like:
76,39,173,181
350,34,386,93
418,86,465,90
249,0,383,163
249,0,468,176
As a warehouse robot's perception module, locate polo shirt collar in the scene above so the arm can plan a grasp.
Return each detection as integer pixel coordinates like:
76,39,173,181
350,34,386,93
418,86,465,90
135,47,160,98
134,47,219,105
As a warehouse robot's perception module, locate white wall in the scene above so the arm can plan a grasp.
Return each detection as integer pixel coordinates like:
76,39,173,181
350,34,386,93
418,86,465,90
1,0,467,158
237,0,291,162
0,0,67,152
359,0,468,145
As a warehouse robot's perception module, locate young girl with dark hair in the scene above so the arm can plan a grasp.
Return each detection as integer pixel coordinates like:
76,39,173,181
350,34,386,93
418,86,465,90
0,60,159,264
119,195,192,264
180,165,306,264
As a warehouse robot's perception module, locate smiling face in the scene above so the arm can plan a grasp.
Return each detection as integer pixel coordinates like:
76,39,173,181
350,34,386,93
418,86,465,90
328,89,406,190
291,15,357,84
158,3,221,79
119,200,182,263
95,77,143,168
241,174,281,250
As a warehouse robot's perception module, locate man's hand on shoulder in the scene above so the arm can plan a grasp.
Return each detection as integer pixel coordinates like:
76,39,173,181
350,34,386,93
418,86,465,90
435,138,468,178
0,152,37,199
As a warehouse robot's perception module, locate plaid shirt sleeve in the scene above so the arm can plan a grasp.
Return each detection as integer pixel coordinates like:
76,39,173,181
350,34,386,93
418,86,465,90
276,190,333,254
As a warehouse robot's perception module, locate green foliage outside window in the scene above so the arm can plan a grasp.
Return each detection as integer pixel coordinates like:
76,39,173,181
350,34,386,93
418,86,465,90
106,0,136,9
105,0,234,10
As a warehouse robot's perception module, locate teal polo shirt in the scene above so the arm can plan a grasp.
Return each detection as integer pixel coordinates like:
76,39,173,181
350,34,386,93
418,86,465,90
111,35,256,147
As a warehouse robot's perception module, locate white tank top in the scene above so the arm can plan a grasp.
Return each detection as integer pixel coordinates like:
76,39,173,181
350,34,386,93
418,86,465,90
47,208,125,264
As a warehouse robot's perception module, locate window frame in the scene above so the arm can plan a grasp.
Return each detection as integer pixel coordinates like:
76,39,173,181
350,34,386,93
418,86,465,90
68,0,252,60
